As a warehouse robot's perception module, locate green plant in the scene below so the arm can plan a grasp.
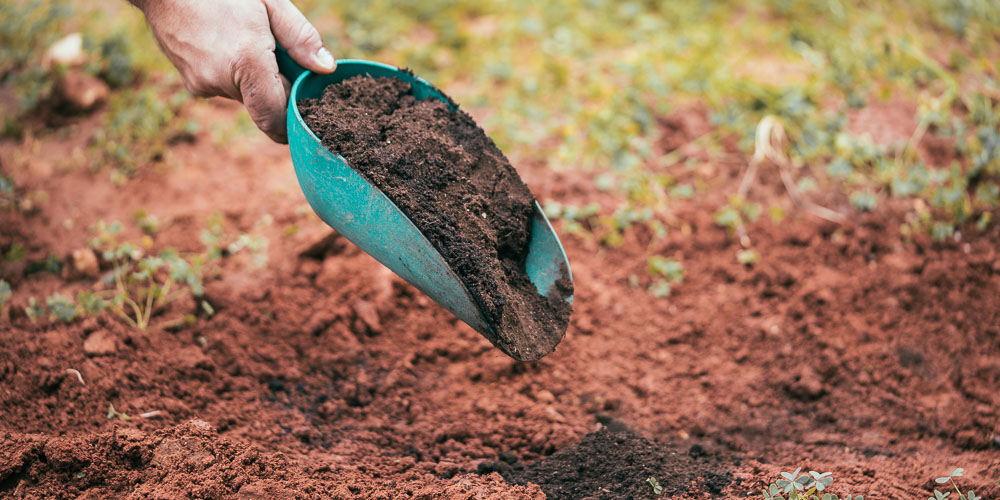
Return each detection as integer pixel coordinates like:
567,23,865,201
200,212,271,268
46,293,78,322
543,200,602,236
4,243,25,261
0,1,163,138
715,197,762,239
79,215,269,331
24,297,45,322
93,88,190,180
737,249,761,267
0,173,13,210
88,220,203,330
647,476,663,495
646,256,684,298
25,253,62,275
929,468,980,500
0,0,72,128
849,190,878,212
106,247,202,330
133,208,160,235
762,469,862,500
76,290,107,314
0,279,10,306
106,403,130,421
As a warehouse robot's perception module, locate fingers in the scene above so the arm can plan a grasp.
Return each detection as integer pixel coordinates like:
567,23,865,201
264,0,336,74
232,50,290,143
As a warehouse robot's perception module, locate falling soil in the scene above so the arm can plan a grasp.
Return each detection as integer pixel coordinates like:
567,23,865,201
298,75,572,362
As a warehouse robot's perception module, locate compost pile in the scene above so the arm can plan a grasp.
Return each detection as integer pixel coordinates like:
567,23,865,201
298,75,572,361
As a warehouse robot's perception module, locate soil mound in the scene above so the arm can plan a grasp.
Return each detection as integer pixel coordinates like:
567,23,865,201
493,429,732,499
1,420,537,499
1,420,307,498
299,75,572,361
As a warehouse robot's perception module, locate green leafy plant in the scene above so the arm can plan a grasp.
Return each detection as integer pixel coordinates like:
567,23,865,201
24,297,45,322
77,215,268,331
647,256,684,298
762,469,862,500
929,468,980,500
76,290,108,314
200,212,270,268
103,245,202,331
93,88,190,181
87,220,203,330
133,208,160,235
46,293,78,322
849,190,878,212
543,200,601,236
647,476,664,495
0,0,72,130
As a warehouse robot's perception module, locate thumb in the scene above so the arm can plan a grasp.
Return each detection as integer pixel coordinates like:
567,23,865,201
264,0,336,74
233,50,290,143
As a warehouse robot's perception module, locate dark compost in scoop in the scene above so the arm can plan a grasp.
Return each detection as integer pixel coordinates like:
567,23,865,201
298,75,572,361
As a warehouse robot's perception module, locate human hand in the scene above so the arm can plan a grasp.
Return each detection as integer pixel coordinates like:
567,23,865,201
131,0,336,143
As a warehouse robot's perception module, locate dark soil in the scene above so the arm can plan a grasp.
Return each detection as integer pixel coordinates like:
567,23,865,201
487,428,732,499
298,75,572,362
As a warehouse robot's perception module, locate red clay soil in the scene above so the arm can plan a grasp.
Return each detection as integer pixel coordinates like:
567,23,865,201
1,98,999,499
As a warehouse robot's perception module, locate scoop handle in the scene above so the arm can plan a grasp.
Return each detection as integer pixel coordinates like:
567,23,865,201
275,43,308,82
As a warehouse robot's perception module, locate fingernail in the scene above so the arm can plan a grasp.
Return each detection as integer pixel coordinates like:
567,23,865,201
315,47,335,71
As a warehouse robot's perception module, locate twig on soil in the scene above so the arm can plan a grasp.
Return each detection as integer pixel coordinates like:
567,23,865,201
738,115,847,235
65,368,85,386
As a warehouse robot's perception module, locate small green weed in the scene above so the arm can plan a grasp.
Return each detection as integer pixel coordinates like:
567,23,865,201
133,208,159,235
45,293,78,322
106,403,130,422
715,197,762,244
4,243,25,262
0,0,72,128
647,476,664,495
42,214,270,331
93,88,190,181
0,279,11,306
762,469,862,500
929,468,980,500
24,297,45,323
201,212,270,268
0,0,166,137
543,200,601,236
90,223,203,331
646,256,684,298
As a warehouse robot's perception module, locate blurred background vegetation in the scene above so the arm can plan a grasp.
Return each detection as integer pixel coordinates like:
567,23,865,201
1,0,998,242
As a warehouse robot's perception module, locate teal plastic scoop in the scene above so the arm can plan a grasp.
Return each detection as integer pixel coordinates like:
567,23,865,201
275,49,573,361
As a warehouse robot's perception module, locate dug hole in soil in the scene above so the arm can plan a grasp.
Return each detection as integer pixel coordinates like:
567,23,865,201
2,81,1000,498
299,75,573,363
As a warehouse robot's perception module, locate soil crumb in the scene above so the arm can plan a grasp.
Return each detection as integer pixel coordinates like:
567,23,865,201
299,75,572,361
